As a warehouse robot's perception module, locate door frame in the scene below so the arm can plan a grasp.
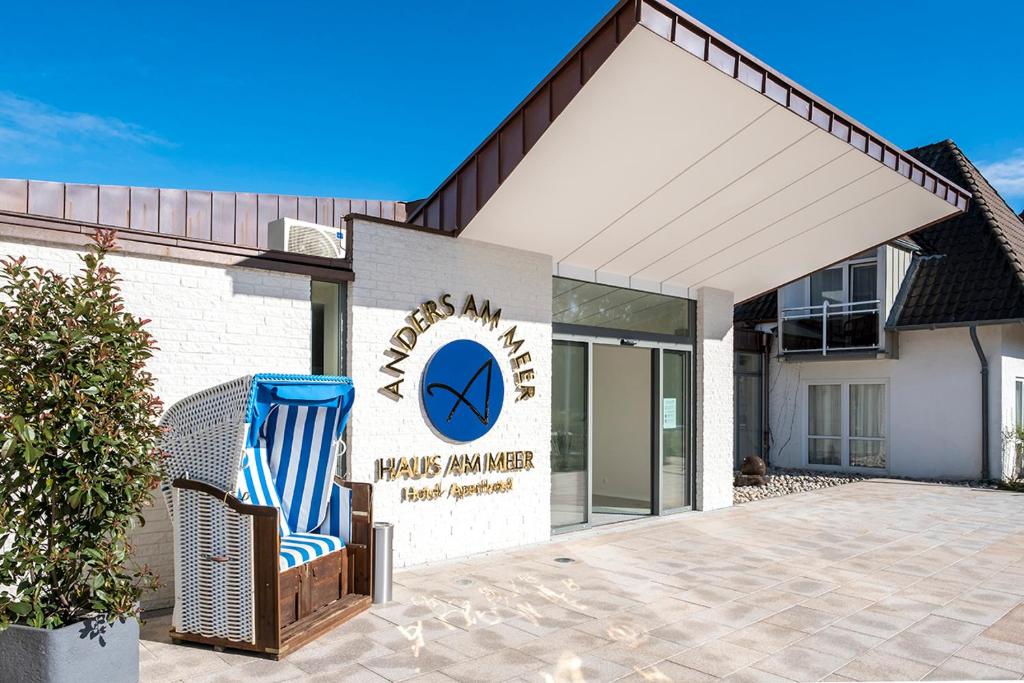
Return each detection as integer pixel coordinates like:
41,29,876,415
552,332,695,533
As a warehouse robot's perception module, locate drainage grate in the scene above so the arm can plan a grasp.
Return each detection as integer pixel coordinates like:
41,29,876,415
554,557,576,564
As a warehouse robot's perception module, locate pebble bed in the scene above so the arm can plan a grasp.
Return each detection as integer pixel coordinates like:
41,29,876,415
733,467,997,504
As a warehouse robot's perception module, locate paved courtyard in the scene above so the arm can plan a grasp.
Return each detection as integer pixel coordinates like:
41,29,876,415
140,480,1024,682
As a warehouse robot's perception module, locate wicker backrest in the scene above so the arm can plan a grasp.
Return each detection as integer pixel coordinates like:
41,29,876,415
158,375,252,517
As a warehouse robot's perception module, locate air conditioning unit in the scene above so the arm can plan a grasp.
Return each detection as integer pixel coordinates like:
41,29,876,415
268,218,346,259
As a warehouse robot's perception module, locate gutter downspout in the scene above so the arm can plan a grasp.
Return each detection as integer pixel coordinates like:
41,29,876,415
968,325,990,480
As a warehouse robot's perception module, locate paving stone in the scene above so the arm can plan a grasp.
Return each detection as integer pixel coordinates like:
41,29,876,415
723,621,807,654
934,598,1017,627
908,614,986,643
955,635,1024,674
753,644,849,681
833,606,918,639
765,605,838,633
670,639,767,677
618,661,718,683
799,591,874,618
794,625,884,660
301,665,390,683
648,614,735,648
528,651,630,683
836,650,934,681
720,667,795,683
440,648,546,683
924,656,1019,681
595,633,683,669
983,604,1024,646
433,623,537,659
873,631,963,667
360,642,465,682
776,577,838,598
289,636,397,673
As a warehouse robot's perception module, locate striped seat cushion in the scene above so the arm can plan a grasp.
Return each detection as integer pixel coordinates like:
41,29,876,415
263,404,343,534
316,483,352,543
236,447,290,538
279,532,344,571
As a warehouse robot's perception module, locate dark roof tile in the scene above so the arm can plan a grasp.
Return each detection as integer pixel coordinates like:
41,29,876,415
893,140,1024,327
734,290,777,323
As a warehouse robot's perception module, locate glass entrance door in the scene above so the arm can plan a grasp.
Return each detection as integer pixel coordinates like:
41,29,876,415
592,344,652,518
551,336,694,531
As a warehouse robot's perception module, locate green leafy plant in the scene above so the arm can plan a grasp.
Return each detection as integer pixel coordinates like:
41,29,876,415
0,230,164,629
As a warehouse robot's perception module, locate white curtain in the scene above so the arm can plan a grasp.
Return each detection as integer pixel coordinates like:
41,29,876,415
808,384,841,465
809,384,841,436
850,384,885,438
850,384,886,468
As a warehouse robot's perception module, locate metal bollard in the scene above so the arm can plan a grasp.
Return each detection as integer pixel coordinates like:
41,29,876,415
372,522,393,604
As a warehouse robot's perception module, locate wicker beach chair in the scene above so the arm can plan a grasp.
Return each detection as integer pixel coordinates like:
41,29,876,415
159,374,373,658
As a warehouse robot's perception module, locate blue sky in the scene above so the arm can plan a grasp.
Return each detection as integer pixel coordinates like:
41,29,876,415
1,1,1022,211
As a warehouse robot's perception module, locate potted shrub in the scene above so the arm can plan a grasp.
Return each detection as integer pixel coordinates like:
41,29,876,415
0,230,163,683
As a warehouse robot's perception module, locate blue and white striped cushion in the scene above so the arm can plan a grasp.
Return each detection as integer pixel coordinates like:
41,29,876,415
279,532,344,571
317,483,352,544
236,447,290,538
263,404,342,534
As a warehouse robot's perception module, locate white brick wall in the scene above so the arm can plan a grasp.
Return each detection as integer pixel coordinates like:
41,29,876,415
348,219,553,568
0,235,312,609
695,286,734,511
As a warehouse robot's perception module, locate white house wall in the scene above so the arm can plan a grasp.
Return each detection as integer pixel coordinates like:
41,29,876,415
999,323,1024,479
768,325,1007,480
0,234,313,609
347,219,554,568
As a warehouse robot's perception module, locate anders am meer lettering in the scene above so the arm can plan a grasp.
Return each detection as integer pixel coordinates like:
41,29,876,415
377,293,537,503
379,293,535,403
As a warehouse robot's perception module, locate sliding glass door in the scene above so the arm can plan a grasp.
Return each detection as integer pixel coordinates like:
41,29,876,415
551,340,588,528
661,349,692,511
592,344,652,516
551,335,694,531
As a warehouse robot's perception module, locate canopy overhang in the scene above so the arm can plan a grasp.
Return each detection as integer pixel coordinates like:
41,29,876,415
408,1,968,302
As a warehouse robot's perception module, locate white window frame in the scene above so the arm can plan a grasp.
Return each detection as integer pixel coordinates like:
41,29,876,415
803,254,878,307
802,378,890,472
1015,378,1024,430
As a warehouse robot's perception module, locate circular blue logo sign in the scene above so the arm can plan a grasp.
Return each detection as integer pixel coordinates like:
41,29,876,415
422,340,504,442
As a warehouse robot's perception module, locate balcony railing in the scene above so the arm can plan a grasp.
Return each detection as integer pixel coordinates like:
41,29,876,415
780,300,881,355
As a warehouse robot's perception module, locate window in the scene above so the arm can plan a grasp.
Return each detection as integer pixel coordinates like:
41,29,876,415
849,384,886,467
809,268,843,306
808,384,842,465
806,381,887,469
849,263,877,303
553,277,693,339
1016,379,1023,430
734,352,763,467
311,281,342,375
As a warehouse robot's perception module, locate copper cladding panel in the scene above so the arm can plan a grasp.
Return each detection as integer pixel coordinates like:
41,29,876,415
130,187,159,232
1,177,401,254
27,181,64,218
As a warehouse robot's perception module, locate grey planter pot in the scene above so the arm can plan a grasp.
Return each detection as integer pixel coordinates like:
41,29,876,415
0,615,139,683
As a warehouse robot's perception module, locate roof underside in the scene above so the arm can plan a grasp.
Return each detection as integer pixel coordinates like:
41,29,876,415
734,141,1024,329
407,0,968,302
